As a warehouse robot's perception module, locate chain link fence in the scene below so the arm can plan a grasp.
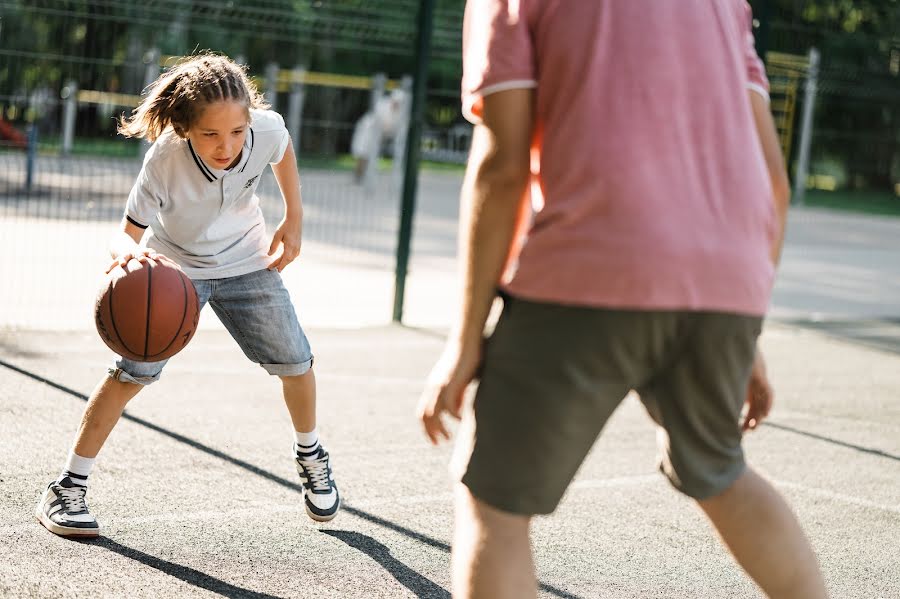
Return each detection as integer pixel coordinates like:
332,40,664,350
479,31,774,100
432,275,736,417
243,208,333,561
1,1,897,329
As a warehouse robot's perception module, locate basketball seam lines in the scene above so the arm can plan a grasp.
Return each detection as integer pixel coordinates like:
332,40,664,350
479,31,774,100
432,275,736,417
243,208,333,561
143,263,152,360
106,279,139,359
146,271,191,361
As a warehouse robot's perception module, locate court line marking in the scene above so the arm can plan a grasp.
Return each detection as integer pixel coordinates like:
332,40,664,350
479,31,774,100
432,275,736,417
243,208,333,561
772,479,900,515
5,473,896,538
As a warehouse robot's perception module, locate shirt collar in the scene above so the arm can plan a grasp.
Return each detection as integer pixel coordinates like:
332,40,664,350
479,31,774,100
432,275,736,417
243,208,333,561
186,128,255,182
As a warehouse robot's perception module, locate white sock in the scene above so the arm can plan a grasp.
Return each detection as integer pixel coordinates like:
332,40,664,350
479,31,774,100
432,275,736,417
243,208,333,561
294,428,321,458
58,451,95,487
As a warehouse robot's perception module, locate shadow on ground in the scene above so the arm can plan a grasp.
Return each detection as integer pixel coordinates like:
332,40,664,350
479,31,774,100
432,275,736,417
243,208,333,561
775,317,900,356
78,537,289,599
3,358,583,599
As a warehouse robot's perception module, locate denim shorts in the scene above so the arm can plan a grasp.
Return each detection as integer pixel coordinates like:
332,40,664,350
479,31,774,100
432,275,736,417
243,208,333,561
109,268,313,385
453,295,762,514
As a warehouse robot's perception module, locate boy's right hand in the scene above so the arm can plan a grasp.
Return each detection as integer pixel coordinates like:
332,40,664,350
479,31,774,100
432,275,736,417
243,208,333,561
106,249,175,273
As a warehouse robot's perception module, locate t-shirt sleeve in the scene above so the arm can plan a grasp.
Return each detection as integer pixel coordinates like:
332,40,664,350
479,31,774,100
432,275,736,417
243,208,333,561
124,163,163,228
461,0,536,124
740,2,770,101
257,110,290,164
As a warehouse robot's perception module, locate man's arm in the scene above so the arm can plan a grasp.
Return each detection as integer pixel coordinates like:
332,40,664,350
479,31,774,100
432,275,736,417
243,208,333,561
743,91,790,432
454,88,534,350
417,88,534,443
749,91,790,266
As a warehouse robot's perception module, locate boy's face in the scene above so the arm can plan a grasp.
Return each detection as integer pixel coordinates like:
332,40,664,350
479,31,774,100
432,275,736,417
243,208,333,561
185,100,250,170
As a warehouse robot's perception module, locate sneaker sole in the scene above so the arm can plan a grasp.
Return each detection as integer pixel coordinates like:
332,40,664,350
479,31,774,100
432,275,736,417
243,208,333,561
305,494,341,523
35,507,100,538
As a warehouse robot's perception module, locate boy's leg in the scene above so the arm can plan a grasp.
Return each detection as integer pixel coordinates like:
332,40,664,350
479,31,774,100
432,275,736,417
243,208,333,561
453,485,536,599
280,369,338,521
72,375,143,458
280,369,316,434
208,269,337,521
37,369,152,538
281,369,339,522
699,468,828,599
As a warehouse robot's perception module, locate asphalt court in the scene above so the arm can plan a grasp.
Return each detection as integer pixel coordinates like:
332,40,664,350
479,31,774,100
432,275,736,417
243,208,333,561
1,318,898,598
2,169,900,597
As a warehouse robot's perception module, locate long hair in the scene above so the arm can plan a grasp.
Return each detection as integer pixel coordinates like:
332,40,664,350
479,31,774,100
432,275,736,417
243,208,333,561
118,53,269,142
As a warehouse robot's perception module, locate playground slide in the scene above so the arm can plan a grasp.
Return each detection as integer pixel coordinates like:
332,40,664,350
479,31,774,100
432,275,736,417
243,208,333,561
0,118,27,149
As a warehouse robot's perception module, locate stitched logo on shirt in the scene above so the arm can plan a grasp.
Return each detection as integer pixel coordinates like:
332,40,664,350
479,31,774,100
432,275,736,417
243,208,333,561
243,175,259,189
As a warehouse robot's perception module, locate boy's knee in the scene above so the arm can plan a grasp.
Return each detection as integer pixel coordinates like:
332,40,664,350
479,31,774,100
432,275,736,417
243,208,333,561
265,356,313,378
107,366,161,386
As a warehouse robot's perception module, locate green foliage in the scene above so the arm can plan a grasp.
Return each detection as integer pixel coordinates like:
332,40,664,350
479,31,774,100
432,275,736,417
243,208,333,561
4,0,895,192
751,0,899,192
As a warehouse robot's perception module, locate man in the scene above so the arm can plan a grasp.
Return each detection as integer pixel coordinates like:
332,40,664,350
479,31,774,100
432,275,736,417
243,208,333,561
417,1,828,598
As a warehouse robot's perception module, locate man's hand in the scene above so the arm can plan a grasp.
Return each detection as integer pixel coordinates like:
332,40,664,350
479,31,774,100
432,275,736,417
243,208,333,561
268,217,302,272
742,346,773,431
417,340,483,445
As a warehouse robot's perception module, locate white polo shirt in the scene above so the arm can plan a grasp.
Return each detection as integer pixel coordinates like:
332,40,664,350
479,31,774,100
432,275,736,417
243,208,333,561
125,108,290,280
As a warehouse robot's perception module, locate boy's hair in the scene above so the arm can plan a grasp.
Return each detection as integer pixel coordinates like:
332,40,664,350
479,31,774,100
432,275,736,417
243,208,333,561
118,53,269,142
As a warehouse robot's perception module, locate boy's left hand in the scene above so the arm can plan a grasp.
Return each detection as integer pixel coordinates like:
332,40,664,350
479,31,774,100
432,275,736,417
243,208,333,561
268,217,302,272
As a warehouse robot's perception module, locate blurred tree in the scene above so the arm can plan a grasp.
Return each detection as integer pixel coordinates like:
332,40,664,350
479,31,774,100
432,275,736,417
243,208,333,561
750,0,899,191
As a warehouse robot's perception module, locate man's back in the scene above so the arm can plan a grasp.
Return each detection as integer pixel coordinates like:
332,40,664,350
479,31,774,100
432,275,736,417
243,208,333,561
463,0,776,315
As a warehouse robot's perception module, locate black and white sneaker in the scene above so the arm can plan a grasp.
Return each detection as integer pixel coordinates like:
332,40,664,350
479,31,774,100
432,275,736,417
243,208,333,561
295,447,340,522
35,477,100,537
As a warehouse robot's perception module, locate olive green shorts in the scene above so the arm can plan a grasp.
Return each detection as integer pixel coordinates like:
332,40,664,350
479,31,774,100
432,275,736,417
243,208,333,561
454,295,762,515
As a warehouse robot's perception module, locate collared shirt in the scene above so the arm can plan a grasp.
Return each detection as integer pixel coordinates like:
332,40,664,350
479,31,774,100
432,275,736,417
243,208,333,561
125,108,290,279
463,0,776,316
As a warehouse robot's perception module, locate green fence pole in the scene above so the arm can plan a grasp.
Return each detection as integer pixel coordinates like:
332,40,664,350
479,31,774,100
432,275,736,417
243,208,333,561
755,0,770,64
392,0,436,323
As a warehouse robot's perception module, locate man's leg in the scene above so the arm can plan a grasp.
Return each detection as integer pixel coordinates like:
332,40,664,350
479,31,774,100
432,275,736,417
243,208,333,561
453,484,536,599
699,467,828,599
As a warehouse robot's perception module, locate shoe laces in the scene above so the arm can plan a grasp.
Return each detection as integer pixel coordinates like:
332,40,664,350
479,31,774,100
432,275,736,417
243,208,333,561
299,454,332,493
58,486,88,513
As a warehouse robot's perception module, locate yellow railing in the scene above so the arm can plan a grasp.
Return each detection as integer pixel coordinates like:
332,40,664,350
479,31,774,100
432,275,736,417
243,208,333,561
766,51,809,164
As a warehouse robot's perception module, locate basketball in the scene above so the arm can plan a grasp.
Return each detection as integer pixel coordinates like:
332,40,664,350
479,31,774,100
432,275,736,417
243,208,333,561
94,258,200,362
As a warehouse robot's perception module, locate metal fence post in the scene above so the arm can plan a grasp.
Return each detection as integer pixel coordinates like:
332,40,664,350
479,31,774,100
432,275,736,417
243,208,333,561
265,62,280,111
287,67,306,158
364,73,387,193
140,48,160,160
60,80,78,156
143,48,160,91
25,123,37,193
392,0,435,323
793,47,819,206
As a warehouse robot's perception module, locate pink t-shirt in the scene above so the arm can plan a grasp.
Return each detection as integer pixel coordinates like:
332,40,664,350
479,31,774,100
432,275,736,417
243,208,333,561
462,0,776,316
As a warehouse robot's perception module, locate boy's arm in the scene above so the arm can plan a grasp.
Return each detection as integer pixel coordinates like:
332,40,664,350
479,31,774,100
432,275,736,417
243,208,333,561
105,219,149,272
749,90,790,266
269,139,303,272
107,219,178,272
418,88,534,444
110,220,144,258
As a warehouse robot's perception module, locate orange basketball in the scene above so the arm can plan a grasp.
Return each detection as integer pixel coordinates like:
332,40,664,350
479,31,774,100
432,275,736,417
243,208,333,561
94,259,200,362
